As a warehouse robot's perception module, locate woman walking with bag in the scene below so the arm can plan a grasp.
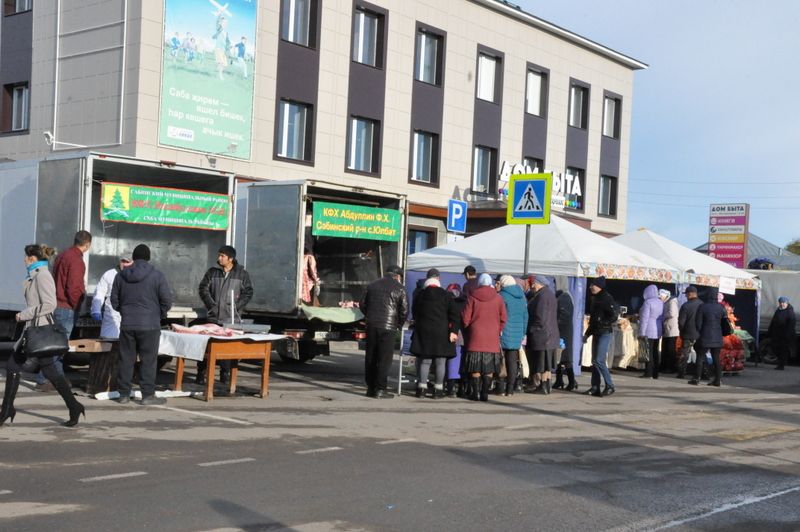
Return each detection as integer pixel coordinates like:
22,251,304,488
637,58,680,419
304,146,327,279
0,244,85,427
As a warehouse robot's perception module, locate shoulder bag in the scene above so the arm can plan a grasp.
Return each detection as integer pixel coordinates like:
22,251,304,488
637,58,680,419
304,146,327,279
21,308,69,358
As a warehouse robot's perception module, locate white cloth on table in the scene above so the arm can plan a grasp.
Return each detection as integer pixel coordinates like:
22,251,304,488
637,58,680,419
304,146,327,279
158,330,285,361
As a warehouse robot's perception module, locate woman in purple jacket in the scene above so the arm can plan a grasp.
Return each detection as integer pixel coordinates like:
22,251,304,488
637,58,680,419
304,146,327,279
638,284,664,379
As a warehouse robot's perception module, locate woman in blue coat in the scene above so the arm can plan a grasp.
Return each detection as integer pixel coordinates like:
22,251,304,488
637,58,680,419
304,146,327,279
690,287,727,386
496,275,528,396
638,284,664,379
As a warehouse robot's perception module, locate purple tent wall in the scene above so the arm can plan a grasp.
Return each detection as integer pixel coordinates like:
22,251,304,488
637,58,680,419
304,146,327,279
569,276,586,376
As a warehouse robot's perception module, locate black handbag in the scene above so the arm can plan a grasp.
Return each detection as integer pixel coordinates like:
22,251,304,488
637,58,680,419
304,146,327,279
21,311,69,358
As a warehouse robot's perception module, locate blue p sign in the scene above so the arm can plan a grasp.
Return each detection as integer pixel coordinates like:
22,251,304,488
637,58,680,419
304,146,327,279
447,199,468,233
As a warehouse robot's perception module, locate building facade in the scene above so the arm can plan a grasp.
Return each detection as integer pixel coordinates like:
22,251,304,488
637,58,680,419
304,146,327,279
0,0,645,253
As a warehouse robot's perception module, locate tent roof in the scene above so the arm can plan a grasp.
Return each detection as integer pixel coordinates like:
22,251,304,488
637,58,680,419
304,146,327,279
407,216,680,283
614,229,759,290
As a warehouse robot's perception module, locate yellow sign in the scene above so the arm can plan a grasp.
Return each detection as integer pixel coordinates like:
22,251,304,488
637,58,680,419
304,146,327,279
710,234,745,244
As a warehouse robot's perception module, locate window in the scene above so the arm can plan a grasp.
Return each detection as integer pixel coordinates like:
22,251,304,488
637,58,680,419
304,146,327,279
523,157,544,174
599,175,618,217
568,84,589,129
476,54,498,102
525,70,546,116
408,229,434,256
352,8,382,68
276,100,312,161
415,30,441,85
603,96,621,139
281,0,314,47
411,131,438,184
563,167,585,211
4,0,31,15
11,85,28,131
472,146,496,194
347,117,379,173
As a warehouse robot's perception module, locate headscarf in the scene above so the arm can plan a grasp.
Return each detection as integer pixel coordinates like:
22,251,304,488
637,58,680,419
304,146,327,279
658,289,671,300
498,275,516,288
478,273,493,286
445,283,461,298
423,277,441,288
779,296,789,304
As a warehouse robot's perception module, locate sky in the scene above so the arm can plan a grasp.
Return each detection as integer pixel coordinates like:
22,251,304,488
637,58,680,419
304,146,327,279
516,0,800,250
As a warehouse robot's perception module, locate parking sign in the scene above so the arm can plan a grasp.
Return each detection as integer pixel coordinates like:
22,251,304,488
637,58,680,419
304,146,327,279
447,199,468,233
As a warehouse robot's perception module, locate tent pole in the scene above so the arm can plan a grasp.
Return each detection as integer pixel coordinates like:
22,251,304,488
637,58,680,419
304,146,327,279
523,225,531,275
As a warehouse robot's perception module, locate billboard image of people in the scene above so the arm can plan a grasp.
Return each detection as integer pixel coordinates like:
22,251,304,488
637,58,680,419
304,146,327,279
159,0,257,160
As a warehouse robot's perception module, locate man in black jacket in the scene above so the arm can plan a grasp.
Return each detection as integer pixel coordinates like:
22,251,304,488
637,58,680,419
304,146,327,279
197,245,254,384
676,285,702,378
111,244,173,405
360,265,408,398
583,276,617,397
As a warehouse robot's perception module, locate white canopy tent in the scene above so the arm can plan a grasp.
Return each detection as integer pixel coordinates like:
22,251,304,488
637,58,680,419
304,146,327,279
407,215,679,283
612,229,760,290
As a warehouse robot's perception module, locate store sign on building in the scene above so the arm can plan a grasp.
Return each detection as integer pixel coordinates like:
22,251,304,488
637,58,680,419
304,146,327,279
498,162,584,212
708,203,749,268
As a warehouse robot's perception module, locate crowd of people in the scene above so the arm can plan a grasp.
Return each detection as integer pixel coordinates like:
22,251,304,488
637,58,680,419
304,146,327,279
360,265,798,400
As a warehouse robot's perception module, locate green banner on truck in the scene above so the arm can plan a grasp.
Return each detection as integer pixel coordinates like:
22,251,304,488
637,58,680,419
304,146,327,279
100,182,230,231
312,201,401,242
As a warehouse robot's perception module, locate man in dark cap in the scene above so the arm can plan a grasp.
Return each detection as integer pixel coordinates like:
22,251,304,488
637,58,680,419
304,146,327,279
111,244,173,405
462,265,479,300
360,265,408,398
197,245,254,384
583,276,618,397
677,285,702,379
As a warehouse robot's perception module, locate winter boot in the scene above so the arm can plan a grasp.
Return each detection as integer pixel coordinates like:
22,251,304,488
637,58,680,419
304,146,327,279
552,367,565,389
457,378,469,398
0,368,21,426
469,377,481,401
480,375,491,402
49,372,85,427
565,368,578,391
495,381,506,396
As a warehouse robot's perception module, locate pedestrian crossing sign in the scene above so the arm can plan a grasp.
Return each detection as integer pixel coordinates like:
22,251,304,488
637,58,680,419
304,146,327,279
506,173,552,225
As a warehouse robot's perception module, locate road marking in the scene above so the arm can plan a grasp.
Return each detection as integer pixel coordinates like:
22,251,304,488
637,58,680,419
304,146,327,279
295,447,343,455
78,471,148,483
654,484,800,530
151,405,254,426
0,490,11,495
376,438,416,445
0,502,86,519
198,458,256,467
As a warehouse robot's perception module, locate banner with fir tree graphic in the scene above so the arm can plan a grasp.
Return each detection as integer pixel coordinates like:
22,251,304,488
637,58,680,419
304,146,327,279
100,183,230,231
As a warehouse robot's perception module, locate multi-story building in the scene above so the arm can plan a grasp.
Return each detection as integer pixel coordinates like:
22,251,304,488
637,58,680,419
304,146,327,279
0,0,645,254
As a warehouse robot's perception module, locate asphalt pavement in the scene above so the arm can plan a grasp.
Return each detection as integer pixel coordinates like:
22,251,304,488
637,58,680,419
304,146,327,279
1,345,799,531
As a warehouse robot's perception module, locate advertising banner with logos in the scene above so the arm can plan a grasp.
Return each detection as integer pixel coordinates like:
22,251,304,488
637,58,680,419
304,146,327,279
708,203,749,268
158,0,257,159
100,183,230,231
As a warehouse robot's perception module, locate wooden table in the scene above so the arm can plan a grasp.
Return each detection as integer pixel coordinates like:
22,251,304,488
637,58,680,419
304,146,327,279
173,338,271,401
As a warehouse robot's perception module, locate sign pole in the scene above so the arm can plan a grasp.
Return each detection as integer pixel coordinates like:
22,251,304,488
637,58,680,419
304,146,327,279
523,225,531,276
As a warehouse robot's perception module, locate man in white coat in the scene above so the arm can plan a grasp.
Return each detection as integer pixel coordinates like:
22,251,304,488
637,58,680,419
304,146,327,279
91,254,133,338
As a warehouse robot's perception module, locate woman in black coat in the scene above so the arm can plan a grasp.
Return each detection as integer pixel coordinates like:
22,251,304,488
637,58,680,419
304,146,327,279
769,296,797,370
410,276,460,398
553,289,576,391
690,287,727,387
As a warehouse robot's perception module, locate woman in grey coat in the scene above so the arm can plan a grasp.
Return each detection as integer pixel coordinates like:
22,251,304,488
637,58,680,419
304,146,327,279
0,244,85,427
660,290,679,373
